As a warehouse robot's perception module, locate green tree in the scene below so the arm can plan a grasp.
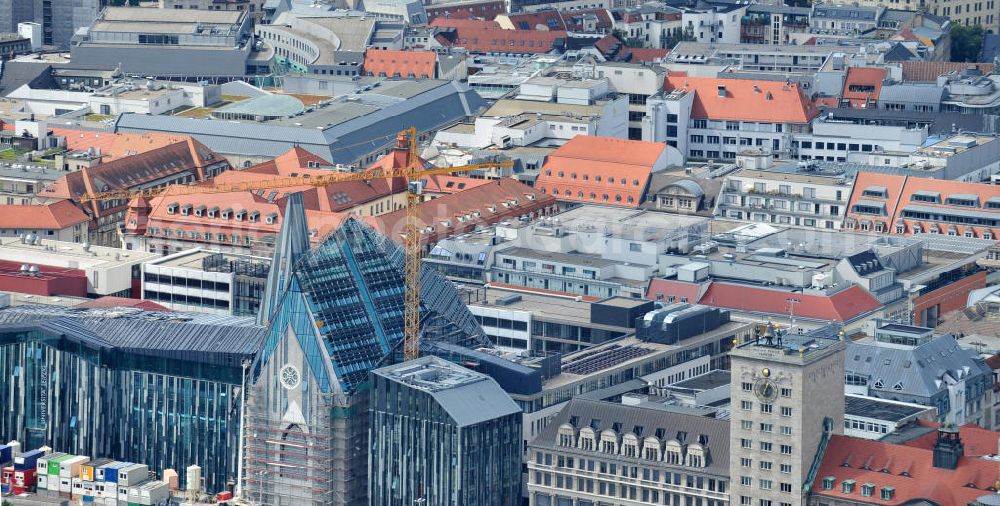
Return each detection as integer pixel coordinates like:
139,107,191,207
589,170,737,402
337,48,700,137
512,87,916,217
951,24,985,62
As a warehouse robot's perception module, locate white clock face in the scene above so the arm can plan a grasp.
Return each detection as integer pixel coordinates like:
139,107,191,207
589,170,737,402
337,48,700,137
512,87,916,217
279,364,301,390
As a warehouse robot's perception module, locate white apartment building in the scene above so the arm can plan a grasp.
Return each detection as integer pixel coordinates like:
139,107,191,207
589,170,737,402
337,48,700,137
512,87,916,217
679,4,746,44
715,163,851,230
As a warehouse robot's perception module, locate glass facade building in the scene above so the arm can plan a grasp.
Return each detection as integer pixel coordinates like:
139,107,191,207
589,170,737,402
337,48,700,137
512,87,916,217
245,194,489,506
369,356,522,506
0,306,265,493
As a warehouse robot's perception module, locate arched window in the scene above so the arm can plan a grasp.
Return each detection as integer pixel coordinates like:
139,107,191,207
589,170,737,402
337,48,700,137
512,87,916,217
280,424,308,478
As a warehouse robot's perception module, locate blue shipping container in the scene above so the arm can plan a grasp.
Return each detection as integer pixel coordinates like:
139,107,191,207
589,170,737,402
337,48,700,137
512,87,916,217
13,449,43,471
103,462,131,484
0,444,11,464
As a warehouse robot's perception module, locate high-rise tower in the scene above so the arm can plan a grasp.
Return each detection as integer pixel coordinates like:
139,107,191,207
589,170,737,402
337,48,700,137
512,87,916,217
729,323,846,506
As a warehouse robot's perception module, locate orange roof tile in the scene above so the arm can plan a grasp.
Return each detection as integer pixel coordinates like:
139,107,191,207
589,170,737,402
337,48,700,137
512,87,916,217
364,49,436,79
369,178,556,245
50,128,191,162
0,199,90,230
699,282,882,322
812,434,998,506
535,136,665,208
431,18,502,29
844,172,1000,238
900,421,1000,457
664,75,818,124
42,138,224,219
418,174,492,194
900,61,996,82
432,20,567,54
626,47,670,63
842,67,886,107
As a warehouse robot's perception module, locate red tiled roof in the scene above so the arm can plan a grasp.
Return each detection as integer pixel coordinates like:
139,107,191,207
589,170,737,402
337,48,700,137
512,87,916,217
364,49,436,79
900,421,1000,457
645,278,708,302
431,18,502,29
433,21,567,54
49,128,191,162
699,282,882,322
841,67,886,108
500,8,613,32
419,174,492,194
986,354,1000,370
213,147,405,213
43,138,225,218
425,0,506,21
0,200,90,230
665,75,818,123
593,34,623,58
900,61,996,82
369,178,556,245
812,434,998,506
844,172,1000,238
626,47,670,63
535,136,665,208
77,296,168,311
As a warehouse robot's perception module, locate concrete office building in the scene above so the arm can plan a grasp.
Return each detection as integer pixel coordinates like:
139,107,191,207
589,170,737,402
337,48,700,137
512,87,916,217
462,286,645,354
141,248,269,317
70,8,256,78
0,0,101,47
0,304,264,492
729,324,846,506
370,356,522,506
527,398,730,506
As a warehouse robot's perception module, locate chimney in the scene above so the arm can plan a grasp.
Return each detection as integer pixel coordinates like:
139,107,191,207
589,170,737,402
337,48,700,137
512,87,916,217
932,425,964,470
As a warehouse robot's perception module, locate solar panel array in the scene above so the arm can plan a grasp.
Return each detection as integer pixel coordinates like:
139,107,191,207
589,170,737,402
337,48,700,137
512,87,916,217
562,344,653,375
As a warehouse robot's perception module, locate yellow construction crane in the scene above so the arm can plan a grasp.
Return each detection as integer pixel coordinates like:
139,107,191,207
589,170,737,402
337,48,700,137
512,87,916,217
81,128,514,360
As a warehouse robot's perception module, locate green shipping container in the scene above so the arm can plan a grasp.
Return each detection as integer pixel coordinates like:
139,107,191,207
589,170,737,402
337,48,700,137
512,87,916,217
48,455,73,475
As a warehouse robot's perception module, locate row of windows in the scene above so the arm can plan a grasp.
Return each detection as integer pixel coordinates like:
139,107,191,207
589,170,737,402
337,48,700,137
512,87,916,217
738,476,794,493
147,228,259,245
540,187,637,204
543,171,643,186
795,140,876,152
739,401,794,416
738,439,794,454
534,453,726,492
689,150,738,159
142,290,230,309
740,382,793,397
738,497,793,506
738,457,792,474
144,273,231,292
737,419,793,435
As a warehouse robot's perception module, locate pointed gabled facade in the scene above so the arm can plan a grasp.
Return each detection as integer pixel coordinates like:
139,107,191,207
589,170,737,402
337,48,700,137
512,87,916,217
244,194,486,505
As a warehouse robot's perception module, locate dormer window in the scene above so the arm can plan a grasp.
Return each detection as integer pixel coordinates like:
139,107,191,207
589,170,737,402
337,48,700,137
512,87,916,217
180,204,192,216
249,211,260,223
194,205,206,217
207,207,218,218
265,213,278,225
221,208,232,219
235,211,246,221
166,203,178,215
822,477,835,490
